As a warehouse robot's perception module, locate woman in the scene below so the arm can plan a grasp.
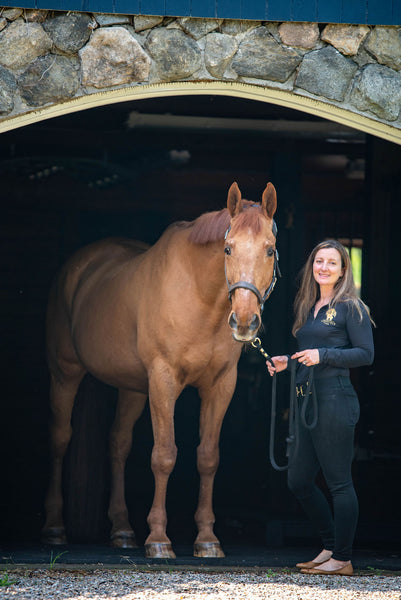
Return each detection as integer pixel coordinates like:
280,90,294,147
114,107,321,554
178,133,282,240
267,240,374,576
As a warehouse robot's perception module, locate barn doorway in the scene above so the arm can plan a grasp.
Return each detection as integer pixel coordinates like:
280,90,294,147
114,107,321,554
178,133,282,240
1,94,399,551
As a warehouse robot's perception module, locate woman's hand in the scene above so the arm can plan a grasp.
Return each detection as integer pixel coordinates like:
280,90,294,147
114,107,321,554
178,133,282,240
292,349,320,367
266,355,288,376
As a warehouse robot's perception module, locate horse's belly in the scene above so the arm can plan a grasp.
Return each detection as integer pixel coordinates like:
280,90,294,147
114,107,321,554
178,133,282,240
85,359,148,393
73,329,148,392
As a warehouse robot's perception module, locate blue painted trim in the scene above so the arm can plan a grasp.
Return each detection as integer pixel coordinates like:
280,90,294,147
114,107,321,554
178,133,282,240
217,0,242,19
191,0,216,18
0,0,399,24
139,0,166,16
243,0,267,20
393,0,401,25
115,0,140,14
342,0,368,25
35,0,63,9
267,0,292,21
368,0,394,25
165,0,188,17
317,0,342,23
3,0,37,6
293,0,318,22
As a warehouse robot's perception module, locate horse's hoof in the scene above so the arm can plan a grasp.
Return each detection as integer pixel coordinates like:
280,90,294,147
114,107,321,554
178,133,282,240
41,527,67,545
194,542,225,558
111,530,138,549
145,543,176,559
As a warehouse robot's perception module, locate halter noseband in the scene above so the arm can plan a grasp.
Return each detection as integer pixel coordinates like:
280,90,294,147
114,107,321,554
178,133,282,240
224,219,281,313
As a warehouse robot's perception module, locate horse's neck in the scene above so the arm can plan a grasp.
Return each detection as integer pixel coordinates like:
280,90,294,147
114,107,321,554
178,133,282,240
188,240,228,308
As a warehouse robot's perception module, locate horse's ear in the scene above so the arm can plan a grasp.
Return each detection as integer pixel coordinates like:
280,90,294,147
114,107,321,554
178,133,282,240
227,182,242,217
261,183,277,219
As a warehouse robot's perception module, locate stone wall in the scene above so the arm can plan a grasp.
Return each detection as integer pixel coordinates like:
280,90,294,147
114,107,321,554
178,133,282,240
1,7,401,129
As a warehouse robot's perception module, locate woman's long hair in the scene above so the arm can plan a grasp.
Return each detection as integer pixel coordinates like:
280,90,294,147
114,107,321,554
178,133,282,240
292,239,373,336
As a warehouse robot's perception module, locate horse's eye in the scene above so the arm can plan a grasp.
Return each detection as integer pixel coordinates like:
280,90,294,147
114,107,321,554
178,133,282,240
267,247,274,257
224,246,231,256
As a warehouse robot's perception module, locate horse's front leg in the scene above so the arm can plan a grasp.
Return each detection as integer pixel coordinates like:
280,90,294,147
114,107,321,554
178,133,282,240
194,368,237,558
108,389,147,548
145,362,183,559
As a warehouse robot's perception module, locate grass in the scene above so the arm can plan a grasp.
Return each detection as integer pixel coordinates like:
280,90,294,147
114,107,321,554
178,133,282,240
0,572,17,587
49,550,68,570
366,566,383,576
265,568,276,578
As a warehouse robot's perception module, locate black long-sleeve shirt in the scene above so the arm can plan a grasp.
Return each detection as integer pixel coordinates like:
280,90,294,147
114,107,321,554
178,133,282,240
294,300,374,383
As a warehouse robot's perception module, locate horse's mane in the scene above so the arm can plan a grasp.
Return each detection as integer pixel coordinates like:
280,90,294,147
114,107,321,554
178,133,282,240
186,200,265,245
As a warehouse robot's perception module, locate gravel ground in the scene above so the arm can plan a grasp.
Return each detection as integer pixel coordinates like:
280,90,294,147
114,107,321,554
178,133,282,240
1,568,401,600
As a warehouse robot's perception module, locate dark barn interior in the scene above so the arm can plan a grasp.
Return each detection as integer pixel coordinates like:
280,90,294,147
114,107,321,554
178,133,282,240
1,94,400,554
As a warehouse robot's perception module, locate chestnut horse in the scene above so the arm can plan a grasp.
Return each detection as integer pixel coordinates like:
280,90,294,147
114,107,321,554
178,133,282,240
42,182,278,559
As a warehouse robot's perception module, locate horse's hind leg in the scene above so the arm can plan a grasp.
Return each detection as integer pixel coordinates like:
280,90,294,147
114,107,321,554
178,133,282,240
108,389,147,548
42,370,85,544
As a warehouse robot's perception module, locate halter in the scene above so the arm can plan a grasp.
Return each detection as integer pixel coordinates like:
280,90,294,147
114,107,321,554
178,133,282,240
224,218,281,313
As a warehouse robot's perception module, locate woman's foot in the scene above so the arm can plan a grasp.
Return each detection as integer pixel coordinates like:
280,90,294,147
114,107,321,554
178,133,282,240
296,549,333,569
301,558,353,576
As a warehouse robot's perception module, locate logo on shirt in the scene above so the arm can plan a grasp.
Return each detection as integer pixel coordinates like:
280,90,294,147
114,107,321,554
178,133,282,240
322,307,336,326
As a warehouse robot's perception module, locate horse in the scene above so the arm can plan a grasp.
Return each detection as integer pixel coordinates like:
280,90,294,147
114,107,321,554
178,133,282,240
42,181,278,559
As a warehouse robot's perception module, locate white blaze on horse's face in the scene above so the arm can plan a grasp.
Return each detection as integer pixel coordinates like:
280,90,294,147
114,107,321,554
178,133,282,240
225,182,277,343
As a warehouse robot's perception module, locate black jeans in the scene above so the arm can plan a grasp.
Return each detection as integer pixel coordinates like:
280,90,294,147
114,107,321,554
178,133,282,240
287,376,360,561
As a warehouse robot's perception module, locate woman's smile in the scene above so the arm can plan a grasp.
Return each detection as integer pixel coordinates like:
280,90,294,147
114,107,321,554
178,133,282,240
313,248,344,288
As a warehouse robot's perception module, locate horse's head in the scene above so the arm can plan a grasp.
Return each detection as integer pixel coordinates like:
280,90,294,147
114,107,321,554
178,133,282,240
225,182,279,343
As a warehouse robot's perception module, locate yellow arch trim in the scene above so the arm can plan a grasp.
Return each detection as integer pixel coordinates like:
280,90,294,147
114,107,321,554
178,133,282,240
1,80,401,144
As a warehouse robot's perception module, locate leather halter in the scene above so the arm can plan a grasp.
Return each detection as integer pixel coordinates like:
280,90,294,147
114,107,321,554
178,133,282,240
224,218,281,312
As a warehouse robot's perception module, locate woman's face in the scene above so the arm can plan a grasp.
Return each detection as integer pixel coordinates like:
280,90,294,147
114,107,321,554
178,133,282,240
313,247,344,289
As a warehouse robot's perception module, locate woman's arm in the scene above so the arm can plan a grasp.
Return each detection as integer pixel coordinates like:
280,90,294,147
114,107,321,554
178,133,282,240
318,303,374,368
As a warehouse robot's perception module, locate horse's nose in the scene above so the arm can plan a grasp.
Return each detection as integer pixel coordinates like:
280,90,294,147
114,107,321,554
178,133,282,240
229,311,238,330
249,313,260,332
229,311,261,333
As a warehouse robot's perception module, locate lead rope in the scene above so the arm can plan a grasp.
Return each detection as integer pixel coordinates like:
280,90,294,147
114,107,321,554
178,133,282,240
251,338,318,471
251,338,299,471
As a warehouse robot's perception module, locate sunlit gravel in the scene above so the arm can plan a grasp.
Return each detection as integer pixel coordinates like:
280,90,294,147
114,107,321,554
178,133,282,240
1,568,401,600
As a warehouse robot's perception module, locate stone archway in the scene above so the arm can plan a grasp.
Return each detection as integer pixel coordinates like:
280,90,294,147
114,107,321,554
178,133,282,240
1,12,401,145
1,80,401,145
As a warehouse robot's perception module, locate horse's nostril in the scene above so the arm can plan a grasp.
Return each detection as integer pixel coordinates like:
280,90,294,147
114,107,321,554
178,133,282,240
229,312,238,329
249,314,260,331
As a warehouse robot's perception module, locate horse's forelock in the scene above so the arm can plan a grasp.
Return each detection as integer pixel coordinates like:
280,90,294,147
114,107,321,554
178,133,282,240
188,209,231,244
229,202,267,236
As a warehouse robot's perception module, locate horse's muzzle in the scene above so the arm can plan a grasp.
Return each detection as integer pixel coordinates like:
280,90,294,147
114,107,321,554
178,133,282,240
228,311,261,342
